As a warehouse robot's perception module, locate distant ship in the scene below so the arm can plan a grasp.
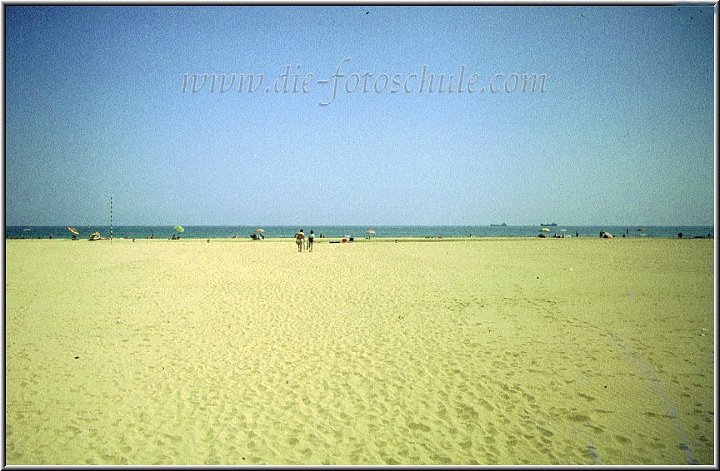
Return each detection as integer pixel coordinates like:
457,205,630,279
540,223,557,227
490,223,507,226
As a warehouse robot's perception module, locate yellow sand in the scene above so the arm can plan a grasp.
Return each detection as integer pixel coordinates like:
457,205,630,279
4,237,714,465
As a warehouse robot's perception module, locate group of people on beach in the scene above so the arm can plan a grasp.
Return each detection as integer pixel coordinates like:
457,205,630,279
294,229,315,252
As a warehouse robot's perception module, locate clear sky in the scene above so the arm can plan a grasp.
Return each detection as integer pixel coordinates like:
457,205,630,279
4,5,715,226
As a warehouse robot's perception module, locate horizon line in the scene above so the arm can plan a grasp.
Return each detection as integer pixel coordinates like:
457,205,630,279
5,223,715,228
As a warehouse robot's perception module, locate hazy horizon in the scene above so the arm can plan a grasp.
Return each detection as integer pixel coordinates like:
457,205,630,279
4,6,715,227
5,222,715,229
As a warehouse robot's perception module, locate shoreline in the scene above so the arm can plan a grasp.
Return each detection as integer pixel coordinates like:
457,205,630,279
5,225,714,242
5,235,715,243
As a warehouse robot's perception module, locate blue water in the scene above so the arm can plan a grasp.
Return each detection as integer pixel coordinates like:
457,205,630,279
4,225,714,240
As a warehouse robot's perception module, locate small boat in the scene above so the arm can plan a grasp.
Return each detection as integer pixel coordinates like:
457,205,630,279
490,223,507,227
540,223,557,227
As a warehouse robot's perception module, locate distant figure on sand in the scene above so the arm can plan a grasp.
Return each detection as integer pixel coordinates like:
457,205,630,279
295,229,305,252
308,230,315,252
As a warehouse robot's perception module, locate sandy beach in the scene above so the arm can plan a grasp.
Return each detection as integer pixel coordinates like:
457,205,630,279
4,237,714,465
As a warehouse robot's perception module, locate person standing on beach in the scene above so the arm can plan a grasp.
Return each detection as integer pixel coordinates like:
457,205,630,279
308,230,315,252
295,229,305,252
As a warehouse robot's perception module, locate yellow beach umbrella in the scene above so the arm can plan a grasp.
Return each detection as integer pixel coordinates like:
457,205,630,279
67,227,79,235
539,227,550,232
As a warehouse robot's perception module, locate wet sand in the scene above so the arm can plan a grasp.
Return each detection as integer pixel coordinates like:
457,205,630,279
4,237,715,464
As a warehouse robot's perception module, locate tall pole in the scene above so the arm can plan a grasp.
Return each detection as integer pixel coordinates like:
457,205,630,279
110,195,113,242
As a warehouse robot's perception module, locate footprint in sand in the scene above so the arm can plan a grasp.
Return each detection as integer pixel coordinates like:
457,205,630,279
578,393,596,402
613,434,631,445
478,398,495,411
407,421,432,432
568,414,591,423
537,426,554,437
455,404,479,422
585,424,604,434
162,432,182,444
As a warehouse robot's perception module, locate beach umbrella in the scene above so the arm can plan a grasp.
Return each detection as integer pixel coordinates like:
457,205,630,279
174,225,185,233
366,229,376,234
560,229,567,232
539,227,550,232
255,228,265,233
67,227,79,235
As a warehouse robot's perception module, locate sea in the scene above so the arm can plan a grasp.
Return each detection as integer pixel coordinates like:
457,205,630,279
4,225,715,240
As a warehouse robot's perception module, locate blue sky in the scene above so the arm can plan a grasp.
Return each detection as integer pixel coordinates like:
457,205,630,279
4,6,715,226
